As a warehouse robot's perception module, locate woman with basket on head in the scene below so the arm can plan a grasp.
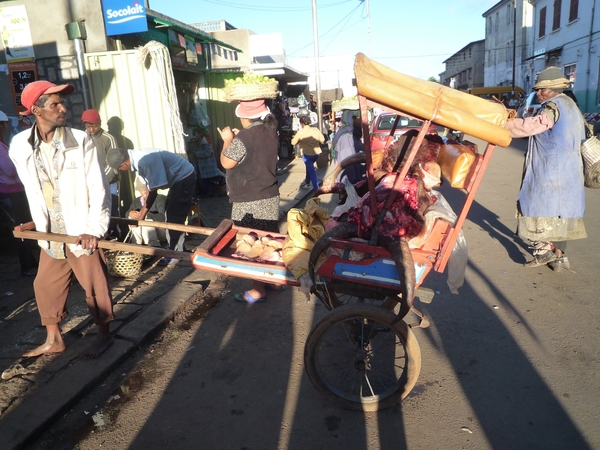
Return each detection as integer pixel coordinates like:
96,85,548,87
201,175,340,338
218,89,282,303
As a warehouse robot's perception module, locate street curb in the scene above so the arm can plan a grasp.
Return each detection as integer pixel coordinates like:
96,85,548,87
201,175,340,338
0,273,203,450
116,275,202,345
0,340,134,450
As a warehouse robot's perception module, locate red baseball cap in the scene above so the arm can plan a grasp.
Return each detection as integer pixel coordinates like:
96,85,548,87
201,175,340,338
81,109,101,124
20,81,75,116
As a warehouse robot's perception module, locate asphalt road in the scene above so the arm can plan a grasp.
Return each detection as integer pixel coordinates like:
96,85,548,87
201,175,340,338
30,137,600,450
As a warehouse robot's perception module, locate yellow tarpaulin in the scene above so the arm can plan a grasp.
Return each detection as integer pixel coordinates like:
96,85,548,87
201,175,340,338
354,53,512,147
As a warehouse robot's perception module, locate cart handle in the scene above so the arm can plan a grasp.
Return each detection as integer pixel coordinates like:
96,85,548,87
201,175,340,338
13,222,191,259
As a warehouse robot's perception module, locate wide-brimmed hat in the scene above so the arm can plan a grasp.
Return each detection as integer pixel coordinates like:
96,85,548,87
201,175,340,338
20,81,74,116
235,99,270,119
533,66,570,90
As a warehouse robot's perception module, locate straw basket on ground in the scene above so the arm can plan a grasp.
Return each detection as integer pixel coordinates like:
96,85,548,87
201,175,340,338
105,250,144,278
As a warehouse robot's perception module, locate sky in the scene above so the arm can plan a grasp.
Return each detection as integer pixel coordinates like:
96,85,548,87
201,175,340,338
146,0,499,80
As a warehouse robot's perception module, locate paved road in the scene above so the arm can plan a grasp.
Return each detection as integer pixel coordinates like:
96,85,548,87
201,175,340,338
0,155,323,450
34,137,600,449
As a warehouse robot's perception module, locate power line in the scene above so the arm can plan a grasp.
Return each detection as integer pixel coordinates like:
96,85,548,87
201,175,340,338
288,2,364,56
198,0,352,12
320,14,364,53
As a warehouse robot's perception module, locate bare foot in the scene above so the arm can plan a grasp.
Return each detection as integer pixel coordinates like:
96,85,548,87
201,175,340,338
22,340,66,358
81,333,114,359
246,289,267,301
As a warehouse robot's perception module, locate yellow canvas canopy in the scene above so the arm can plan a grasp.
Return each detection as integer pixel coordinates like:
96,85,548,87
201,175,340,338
354,53,512,147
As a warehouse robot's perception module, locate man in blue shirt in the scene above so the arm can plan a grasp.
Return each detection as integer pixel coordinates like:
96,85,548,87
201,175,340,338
107,148,196,264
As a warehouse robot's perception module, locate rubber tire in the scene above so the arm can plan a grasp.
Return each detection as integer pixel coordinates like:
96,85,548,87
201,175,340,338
304,304,421,411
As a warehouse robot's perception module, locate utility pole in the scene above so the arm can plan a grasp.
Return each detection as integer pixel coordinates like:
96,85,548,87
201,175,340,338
366,0,371,55
512,0,517,97
312,0,323,134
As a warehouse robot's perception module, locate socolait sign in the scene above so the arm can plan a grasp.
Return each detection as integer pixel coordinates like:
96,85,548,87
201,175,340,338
102,0,148,36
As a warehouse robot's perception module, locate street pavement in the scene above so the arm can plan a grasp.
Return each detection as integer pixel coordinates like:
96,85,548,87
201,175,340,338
0,154,332,450
35,137,600,449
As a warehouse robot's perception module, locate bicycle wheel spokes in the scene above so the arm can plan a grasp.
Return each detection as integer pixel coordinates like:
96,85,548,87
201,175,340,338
314,315,407,404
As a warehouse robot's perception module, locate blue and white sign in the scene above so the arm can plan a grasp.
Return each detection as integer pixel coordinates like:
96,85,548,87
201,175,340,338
102,0,148,37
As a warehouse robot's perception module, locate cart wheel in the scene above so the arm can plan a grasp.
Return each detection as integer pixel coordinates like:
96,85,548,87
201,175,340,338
304,304,421,411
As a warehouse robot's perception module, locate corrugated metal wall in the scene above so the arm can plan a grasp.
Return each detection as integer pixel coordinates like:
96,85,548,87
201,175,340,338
84,49,184,154
205,71,242,153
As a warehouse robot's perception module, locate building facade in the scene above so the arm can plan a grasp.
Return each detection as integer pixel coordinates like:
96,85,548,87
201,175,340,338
0,1,241,132
193,20,309,98
528,0,599,112
482,0,535,92
482,0,600,113
440,40,485,90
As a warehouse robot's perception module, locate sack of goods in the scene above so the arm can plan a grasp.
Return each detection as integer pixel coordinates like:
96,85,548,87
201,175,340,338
223,72,279,102
581,123,600,189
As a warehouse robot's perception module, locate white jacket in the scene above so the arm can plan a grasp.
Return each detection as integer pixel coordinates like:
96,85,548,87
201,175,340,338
9,125,111,253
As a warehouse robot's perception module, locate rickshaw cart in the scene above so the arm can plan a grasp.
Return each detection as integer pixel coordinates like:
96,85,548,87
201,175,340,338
300,54,512,411
13,53,511,412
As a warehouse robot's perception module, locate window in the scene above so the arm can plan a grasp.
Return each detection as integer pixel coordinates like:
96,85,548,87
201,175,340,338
553,0,562,31
488,17,492,35
495,12,499,30
569,0,579,22
539,7,547,37
564,63,576,87
507,5,511,24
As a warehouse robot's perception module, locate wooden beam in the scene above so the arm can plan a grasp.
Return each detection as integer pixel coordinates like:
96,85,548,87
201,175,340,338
110,218,214,236
13,229,188,259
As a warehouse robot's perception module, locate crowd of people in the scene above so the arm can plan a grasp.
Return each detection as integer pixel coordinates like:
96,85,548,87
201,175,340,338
3,67,587,358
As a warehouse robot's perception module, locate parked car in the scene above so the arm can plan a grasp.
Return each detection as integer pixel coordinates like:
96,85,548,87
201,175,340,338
516,92,542,119
369,112,437,151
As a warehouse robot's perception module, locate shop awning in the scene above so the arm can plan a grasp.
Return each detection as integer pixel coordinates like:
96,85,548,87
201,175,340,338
248,62,308,83
310,88,343,103
147,10,243,53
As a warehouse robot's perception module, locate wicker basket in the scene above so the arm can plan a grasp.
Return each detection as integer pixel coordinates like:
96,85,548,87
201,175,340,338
223,80,279,102
582,134,600,189
105,250,144,278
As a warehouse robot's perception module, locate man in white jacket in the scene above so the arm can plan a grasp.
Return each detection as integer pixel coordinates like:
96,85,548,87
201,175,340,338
9,81,114,359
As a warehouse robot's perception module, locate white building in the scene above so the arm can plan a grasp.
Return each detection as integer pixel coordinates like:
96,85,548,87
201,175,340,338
482,0,535,92
483,0,600,113
440,40,486,89
528,0,599,112
192,20,309,94
287,54,357,97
